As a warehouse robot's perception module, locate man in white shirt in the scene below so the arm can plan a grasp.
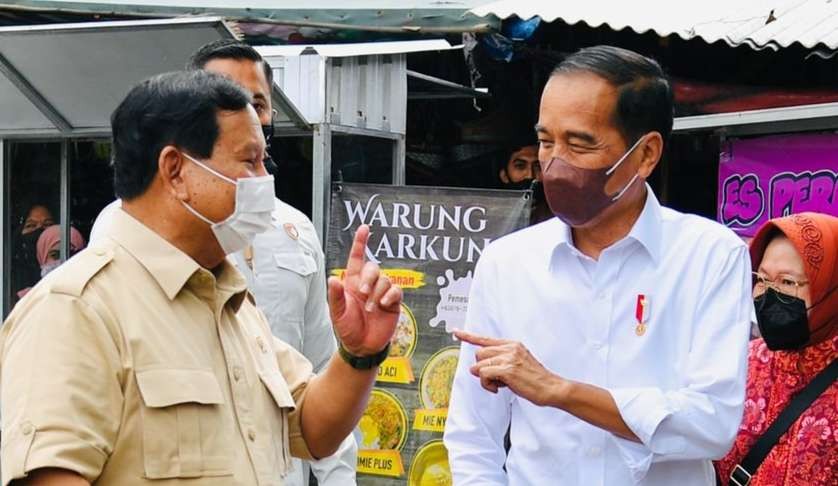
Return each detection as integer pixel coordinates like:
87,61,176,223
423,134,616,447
444,45,752,486
90,40,357,485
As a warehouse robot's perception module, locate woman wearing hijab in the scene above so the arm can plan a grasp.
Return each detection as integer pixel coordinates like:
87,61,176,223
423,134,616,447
716,212,837,486
11,204,56,304
16,225,86,298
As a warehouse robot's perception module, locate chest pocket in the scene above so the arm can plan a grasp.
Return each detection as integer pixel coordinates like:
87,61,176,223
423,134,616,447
264,251,318,345
273,250,317,278
136,368,234,479
252,334,297,478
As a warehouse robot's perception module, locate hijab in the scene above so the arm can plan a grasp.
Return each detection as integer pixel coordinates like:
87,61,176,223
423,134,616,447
749,212,838,345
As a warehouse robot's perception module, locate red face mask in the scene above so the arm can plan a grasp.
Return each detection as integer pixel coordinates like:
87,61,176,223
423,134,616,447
542,136,644,226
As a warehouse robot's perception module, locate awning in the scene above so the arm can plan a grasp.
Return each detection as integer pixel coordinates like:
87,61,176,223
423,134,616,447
0,17,307,137
1,0,497,33
471,0,838,55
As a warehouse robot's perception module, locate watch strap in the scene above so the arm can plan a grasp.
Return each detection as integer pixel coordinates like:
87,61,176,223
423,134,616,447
338,342,390,370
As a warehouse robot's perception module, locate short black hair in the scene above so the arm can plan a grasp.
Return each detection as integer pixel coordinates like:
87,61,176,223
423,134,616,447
551,45,673,146
186,39,273,85
111,70,251,199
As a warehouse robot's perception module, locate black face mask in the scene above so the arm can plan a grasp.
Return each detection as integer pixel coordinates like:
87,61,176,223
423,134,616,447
754,287,810,351
262,124,278,174
12,226,47,291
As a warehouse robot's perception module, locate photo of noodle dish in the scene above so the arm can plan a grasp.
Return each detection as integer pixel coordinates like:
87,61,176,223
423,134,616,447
358,389,408,450
408,440,452,486
388,302,418,358
419,346,460,410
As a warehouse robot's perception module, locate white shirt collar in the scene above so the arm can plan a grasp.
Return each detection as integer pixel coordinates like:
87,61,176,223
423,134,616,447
551,184,663,264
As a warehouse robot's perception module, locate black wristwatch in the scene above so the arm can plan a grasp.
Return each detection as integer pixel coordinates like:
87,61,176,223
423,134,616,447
338,342,390,370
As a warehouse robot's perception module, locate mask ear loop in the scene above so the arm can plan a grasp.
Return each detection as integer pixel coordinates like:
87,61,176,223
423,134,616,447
606,135,646,201
183,152,237,185
180,152,236,226
605,135,646,176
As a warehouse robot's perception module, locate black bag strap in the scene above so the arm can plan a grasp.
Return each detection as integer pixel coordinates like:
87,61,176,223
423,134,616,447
729,357,838,486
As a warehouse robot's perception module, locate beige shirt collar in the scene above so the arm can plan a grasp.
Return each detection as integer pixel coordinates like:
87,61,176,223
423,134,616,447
108,208,249,310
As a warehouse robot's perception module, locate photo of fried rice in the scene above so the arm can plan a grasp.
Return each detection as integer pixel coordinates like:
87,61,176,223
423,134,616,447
408,440,452,486
358,389,408,450
388,302,418,358
419,347,460,410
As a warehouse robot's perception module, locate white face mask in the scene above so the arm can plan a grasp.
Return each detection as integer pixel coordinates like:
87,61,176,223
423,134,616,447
181,153,276,255
40,260,61,278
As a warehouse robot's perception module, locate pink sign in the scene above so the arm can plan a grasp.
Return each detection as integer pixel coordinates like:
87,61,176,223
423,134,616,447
718,133,838,237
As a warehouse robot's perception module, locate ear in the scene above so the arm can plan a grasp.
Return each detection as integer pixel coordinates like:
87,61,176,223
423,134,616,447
637,132,663,179
499,168,510,184
158,146,190,202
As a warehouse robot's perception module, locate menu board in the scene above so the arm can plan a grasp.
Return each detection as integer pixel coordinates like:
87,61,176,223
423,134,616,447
326,183,531,485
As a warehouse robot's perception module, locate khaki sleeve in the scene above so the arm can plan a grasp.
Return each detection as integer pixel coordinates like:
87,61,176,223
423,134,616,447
0,292,123,485
272,335,316,460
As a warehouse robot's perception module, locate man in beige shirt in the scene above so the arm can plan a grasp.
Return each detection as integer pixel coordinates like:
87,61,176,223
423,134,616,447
0,69,401,486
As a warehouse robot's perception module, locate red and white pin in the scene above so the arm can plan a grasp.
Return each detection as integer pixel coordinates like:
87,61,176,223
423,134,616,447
635,294,650,336
283,223,299,240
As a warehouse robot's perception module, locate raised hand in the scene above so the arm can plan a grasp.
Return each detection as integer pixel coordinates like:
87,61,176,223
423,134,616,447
328,225,403,357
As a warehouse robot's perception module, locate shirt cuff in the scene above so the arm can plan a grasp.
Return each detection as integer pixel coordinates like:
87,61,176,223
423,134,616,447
1,421,108,486
609,387,674,482
289,378,316,461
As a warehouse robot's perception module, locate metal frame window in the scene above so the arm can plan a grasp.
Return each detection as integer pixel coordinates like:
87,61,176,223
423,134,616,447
2,137,111,318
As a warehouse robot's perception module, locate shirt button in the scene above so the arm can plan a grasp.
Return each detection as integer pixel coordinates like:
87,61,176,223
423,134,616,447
588,446,602,456
233,366,243,382
94,248,106,256
21,423,34,435
592,342,603,350
248,429,257,441
257,337,268,354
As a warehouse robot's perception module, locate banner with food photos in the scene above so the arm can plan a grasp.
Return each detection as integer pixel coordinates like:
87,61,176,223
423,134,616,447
326,183,531,485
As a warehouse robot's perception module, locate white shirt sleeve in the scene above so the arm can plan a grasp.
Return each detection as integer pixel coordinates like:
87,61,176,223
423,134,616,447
308,433,358,485
444,254,512,486
608,245,752,482
301,231,338,373
300,229,357,485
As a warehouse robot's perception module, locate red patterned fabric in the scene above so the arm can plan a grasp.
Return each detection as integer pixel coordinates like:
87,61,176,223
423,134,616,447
715,336,838,485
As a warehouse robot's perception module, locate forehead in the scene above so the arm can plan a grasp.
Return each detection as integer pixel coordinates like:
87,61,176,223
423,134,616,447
538,72,618,132
760,235,806,276
509,146,539,162
203,58,269,98
27,206,51,219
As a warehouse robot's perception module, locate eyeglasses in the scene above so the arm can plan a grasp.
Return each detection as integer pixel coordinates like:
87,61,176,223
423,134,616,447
753,272,809,302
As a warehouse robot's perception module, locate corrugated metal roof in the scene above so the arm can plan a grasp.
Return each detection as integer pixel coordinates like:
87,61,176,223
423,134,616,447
256,39,459,57
1,0,498,33
471,0,838,53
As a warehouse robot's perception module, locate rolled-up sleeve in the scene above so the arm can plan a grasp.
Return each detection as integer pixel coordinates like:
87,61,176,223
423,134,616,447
444,253,513,485
0,292,123,485
609,245,752,481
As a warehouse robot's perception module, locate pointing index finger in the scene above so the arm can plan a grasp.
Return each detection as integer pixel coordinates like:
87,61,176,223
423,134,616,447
454,329,507,347
345,224,370,278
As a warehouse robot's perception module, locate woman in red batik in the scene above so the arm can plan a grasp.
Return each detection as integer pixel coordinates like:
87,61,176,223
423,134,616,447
716,212,837,485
